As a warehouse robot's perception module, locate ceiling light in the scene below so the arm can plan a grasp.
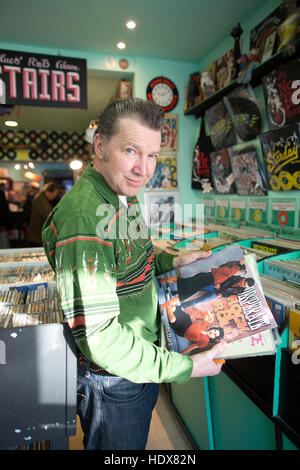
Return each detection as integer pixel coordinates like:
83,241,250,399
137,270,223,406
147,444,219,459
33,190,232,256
28,162,35,168
126,20,136,30
14,164,21,170
4,120,18,127
69,159,83,171
117,41,126,50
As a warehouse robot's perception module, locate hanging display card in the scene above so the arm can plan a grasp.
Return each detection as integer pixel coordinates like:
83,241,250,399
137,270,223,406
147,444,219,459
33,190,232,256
215,199,229,220
271,199,296,228
0,49,87,109
161,114,178,153
259,123,300,191
203,198,215,219
230,200,246,222
248,200,268,225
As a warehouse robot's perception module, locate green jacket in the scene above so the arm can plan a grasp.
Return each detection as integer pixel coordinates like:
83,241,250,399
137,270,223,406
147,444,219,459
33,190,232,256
42,165,193,383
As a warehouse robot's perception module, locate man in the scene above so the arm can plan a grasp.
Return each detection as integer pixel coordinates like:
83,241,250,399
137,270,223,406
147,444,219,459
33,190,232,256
28,181,60,246
42,98,226,450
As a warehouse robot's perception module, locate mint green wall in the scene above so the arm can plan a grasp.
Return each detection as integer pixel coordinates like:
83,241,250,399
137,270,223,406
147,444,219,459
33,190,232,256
183,0,300,229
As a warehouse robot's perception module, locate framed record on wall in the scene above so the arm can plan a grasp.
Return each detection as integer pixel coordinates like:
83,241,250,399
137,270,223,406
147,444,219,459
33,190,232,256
210,148,235,194
262,59,300,130
229,143,267,196
259,123,300,191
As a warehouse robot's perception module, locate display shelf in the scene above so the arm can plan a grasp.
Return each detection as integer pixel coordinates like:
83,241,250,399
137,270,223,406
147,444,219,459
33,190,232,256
184,40,300,118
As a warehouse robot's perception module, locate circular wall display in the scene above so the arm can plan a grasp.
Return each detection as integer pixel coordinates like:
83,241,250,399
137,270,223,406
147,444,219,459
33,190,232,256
146,76,179,112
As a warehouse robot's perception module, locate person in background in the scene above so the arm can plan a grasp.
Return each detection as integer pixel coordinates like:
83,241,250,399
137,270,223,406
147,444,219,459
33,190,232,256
22,183,40,227
42,98,227,451
0,182,10,231
28,181,60,246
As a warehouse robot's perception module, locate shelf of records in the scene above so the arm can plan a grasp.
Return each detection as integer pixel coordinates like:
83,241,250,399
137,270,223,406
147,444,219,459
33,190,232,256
185,0,300,117
0,247,63,329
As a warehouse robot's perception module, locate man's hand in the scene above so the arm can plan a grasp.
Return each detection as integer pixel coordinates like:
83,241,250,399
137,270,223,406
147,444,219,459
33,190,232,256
173,250,212,269
190,342,227,378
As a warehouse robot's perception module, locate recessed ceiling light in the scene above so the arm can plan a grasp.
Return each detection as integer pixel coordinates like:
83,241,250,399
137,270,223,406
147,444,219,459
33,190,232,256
4,120,18,127
126,20,136,30
117,41,126,50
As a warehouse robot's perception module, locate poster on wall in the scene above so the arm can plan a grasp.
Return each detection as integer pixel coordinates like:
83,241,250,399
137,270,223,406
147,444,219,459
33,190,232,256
0,49,87,109
145,154,177,190
161,114,178,153
259,123,300,191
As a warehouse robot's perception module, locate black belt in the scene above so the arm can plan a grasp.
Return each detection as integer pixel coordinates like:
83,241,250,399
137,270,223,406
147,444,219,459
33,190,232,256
77,352,116,376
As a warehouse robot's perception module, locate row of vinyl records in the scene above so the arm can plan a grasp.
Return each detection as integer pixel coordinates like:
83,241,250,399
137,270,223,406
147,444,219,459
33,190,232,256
0,282,64,328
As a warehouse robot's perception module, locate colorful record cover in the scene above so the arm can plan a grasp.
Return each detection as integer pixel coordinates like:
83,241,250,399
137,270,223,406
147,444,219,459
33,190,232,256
216,48,235,90
200,61,217,99
205,100,236,150
229,144,268,196
156,244,277,359
249,5,284,63
145,154,177,190
259,123,300,191
184,72,203,111
262,59,300,129
210,148,235,194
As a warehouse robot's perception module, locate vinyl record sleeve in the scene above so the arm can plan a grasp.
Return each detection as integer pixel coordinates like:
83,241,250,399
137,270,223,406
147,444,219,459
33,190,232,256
259,123,300,191
210,148,236,194
229,144,268,196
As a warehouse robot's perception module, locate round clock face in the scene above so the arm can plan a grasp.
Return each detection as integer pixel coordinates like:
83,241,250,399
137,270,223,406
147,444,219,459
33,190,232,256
146,77,179,112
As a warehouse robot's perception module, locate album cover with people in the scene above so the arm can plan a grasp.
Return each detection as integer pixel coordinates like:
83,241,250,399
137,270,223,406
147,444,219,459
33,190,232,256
156,245,278,360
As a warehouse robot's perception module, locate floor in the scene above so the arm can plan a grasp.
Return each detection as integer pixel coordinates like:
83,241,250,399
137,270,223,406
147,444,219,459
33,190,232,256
69,388,195,450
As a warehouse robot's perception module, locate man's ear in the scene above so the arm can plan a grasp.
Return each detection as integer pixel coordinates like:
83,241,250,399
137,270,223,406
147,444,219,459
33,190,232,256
94,133,104,160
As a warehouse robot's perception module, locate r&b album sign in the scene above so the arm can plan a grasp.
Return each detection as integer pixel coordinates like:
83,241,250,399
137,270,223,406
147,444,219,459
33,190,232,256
0,49,87,109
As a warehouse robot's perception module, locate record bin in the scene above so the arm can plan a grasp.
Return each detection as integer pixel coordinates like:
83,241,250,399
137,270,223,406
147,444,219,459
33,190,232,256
0,248,77,449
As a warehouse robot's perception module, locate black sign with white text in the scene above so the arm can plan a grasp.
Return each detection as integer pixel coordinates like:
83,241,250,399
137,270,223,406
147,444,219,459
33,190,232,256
0,49,87,109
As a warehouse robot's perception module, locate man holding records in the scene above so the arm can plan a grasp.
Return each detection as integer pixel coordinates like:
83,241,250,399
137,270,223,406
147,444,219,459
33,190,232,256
42,98,227,450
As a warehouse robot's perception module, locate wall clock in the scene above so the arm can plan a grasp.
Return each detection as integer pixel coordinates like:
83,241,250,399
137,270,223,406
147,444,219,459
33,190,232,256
146,76,179,112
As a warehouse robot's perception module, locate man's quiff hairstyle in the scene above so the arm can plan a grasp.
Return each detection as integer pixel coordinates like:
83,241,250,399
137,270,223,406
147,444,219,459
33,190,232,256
96,98,165,141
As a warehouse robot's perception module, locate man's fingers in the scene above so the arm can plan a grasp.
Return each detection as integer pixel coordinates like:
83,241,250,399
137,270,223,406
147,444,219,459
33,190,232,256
207,341,228,360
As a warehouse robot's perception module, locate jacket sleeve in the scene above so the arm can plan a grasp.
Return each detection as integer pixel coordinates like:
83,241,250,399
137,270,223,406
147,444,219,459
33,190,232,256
53,215,193,384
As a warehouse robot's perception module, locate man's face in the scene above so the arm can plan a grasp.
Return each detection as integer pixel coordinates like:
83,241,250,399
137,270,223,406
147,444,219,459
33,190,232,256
94,117,161,196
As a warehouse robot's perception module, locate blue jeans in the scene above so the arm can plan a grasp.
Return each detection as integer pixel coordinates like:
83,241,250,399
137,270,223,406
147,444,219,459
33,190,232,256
77,364,159,450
